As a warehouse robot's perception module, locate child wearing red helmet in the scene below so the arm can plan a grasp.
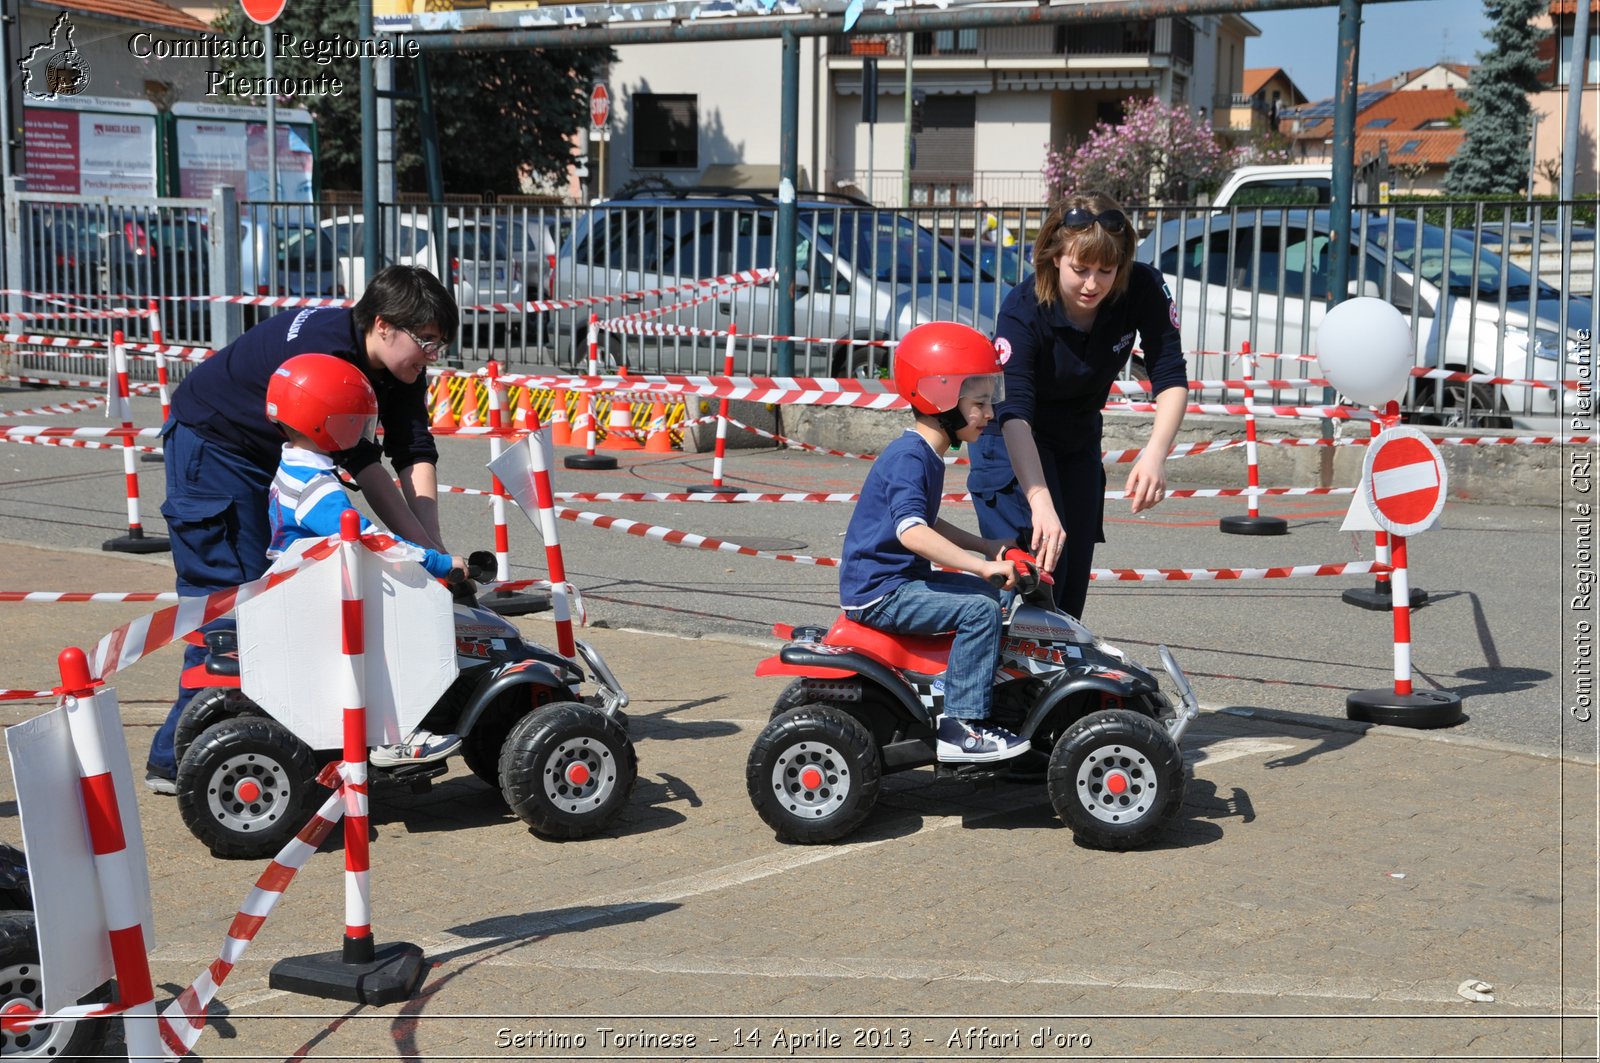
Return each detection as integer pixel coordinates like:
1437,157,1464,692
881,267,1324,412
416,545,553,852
265,352,465,768
839,321,1030,764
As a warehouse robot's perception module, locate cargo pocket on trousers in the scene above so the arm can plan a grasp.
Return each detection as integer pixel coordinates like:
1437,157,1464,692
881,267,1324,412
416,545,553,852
160,493,246,589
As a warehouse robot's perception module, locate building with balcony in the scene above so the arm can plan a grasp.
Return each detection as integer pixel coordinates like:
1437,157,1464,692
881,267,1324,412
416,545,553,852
603,10,1257,207
1214,67,1307,139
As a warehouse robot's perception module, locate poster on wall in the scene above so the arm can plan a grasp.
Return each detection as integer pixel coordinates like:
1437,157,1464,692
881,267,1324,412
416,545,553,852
22,95,159,196
172,101,316,203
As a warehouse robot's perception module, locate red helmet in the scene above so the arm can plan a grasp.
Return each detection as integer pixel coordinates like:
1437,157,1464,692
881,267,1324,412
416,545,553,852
891,321,1006,415
265,353,378,451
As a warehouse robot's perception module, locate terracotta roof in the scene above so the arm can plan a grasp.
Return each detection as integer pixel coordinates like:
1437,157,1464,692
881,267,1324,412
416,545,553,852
1358,87,1467,130
1551,1,1600,14
1241,68,1282,96
28,0,210,34
1357,128,1463,166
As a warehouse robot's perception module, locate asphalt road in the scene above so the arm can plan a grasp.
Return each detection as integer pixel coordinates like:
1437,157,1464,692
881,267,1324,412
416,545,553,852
0,387,1587,758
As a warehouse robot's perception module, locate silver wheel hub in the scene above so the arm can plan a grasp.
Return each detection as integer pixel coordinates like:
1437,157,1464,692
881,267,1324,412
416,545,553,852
0,961,70,1056
771,740,851,819
543,736,617,813
205,751,293,834
1076,742,1157,824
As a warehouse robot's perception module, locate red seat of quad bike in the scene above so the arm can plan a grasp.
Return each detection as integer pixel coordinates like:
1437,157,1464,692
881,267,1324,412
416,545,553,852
823,615,952,675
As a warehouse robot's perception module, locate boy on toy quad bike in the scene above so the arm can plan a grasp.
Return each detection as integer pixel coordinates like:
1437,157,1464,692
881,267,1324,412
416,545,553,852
840,320,1031,765
264,351,467,768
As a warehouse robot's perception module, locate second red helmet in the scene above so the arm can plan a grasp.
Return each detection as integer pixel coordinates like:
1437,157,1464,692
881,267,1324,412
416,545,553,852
265,352,378,451
890,320,1006,415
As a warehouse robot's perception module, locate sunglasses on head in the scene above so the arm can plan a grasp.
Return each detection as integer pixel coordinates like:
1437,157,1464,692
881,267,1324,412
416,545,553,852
1060,207,1129,233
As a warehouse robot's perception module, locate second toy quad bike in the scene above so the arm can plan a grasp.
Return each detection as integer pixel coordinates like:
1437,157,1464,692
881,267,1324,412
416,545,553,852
747,557,1201,850
174,557,636,859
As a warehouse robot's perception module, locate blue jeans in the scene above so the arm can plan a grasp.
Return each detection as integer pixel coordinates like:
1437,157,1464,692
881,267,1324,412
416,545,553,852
150,422,274,776
850,571,1008,721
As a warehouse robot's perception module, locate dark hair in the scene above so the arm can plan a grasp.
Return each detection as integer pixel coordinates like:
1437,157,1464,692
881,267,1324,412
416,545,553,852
1032,191,1139,308
353,264,459,339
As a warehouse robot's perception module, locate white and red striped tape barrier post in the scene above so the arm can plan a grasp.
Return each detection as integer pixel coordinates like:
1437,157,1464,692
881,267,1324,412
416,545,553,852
54,647,165,1061
519,419,581,659
479,363,548,616
158,765,348,1057
1218,343,1289,537
101,331,169,556
1340,402,1427,613
688,323,738,493
564,315,619,472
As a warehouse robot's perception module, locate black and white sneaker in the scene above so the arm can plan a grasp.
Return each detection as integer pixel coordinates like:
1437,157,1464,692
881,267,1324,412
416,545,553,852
934,716,1031,764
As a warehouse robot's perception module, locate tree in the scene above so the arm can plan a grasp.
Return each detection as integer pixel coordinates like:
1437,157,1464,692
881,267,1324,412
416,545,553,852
1042,96,1234,205
1444,0,1549,196
211,1,614,194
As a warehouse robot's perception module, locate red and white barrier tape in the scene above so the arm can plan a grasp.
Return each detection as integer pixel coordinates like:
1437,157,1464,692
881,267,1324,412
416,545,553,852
0,332,104,348
553,505,840,567
0,425,159,441
0,590,178,603
1091,560,1385,582
1108,401,1374,420
0,396,107,418
2,434,162,455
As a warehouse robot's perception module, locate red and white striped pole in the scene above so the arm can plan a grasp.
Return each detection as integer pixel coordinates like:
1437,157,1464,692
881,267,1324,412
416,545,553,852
102,329,169,554
1219,341,1286,536
141,300,169,466
336,509,373,965
481,361,547,615
1343,400,1427,611
523,421,580,660
565,313,618,470
688,322,738,493
55,647,164,1062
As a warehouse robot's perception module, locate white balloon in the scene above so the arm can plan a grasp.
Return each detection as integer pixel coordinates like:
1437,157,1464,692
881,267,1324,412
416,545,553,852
1316,296,1414,408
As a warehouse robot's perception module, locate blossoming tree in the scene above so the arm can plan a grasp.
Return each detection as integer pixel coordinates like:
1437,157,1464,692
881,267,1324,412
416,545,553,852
1043,96,1235,205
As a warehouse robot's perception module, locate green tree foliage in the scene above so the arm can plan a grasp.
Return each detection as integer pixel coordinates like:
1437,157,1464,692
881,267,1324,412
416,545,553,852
1444,0,1549,196
1042,96,1233,205
211,1,614,194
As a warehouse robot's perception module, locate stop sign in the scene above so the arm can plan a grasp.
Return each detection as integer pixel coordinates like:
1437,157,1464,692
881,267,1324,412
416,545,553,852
1363,426,1447,537
241,0,287,25
590,83,610,129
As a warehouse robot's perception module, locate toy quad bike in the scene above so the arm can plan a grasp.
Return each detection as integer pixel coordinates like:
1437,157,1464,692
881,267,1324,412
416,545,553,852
0,843,110,1060
747,557,1201,850
174,556,636,859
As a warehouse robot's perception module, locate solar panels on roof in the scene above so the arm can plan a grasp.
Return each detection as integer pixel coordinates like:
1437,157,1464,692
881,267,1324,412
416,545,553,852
1286,89,1390,119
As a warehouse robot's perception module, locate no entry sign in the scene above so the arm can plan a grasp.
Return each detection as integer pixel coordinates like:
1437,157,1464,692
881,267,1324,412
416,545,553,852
1362,426,1447,537
241,0,287,25
590,83,610,129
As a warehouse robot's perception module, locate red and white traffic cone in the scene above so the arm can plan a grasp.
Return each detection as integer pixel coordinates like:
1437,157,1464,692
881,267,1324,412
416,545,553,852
643,398,673,453
549,388,571,446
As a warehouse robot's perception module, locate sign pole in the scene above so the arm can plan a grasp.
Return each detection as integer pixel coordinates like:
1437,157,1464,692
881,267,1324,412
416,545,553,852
265,27,277,200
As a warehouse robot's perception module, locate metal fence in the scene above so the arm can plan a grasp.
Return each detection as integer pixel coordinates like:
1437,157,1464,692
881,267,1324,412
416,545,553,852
3,187,1591,429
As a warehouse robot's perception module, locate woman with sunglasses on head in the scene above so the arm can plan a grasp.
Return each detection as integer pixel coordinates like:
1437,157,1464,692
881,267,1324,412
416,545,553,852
966,192,1189,620
144,264,459,795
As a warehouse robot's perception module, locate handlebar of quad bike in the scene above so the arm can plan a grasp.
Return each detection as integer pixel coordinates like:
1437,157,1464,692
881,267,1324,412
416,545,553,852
446,550,499,599
985,529,1057,609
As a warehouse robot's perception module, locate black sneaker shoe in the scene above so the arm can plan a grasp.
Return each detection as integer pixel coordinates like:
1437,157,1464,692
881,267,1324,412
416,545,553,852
144,771,177,796
935,716,1031,764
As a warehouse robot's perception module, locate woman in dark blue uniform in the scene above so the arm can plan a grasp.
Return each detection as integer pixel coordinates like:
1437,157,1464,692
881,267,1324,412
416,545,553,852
144,265,458,792
967,193,1189,620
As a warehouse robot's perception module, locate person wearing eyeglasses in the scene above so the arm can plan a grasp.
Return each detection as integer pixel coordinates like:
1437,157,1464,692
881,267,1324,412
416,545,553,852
144,264,459,795
966,192,1189,620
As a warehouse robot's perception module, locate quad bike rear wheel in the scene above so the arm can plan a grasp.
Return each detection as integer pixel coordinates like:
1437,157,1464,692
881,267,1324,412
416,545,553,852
0,910,110,1060
173,687,264,764
747,705,881,844
1047,710,1184,851
177,717,322,860
499,703,636,839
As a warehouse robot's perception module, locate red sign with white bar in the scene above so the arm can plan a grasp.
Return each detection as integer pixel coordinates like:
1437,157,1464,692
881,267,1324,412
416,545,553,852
1363,426,1446,536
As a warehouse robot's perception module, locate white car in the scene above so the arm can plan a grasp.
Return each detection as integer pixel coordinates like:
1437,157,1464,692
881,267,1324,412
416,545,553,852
319,212,520,308
1136,209,1590,427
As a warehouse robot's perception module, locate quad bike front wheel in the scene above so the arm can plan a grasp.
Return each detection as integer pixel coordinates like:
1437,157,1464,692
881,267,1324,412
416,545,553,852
0,910,110,1060
499,703,636,839
1048,710,1184,851
746,705,881,844
176,717,322,860
173,686,264,764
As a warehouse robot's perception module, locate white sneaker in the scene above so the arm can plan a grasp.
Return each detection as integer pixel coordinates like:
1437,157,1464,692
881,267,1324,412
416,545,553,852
370,729,462,768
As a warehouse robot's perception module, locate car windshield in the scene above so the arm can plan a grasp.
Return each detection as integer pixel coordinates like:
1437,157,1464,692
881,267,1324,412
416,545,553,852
805,210,975,284
1371,219,1556,300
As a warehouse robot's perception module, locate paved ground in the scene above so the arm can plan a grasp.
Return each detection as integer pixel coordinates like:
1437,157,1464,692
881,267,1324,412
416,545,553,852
0,383,1596,1060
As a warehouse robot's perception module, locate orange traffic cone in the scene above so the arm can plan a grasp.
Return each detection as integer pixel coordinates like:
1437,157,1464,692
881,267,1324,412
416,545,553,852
431,380,458,431
512,393,534,433
643,399,673,453
568,392,594,447
600,393,642,451
549,388,571,446
459,379,483,429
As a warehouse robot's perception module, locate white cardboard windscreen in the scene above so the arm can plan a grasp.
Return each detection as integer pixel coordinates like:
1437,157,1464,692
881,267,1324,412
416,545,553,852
6,688,155,1013
238,542,458,750
487,433,549,536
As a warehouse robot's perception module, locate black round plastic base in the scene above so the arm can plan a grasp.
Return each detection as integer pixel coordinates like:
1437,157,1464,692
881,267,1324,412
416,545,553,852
102,531,171,554
481,589,552,617
1342,580,1429,611
564,453,618,470
1219,514,1289,536
685,484,738,495
269,941,425,1005
1346,688,1464,729
139,451,165,464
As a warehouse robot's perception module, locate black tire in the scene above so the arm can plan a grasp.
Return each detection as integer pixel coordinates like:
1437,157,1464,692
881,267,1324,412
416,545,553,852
0,909,110,1060
1408,379,1513,429
746,705,881,844
770,679,809,719
173,687,264,764
499,703,637,839
176,717,322,860
1047,710,1184,851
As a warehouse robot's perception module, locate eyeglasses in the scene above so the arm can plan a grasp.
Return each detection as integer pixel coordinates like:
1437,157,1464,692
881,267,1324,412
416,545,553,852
1060,207,1129,233
399,325,450,359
